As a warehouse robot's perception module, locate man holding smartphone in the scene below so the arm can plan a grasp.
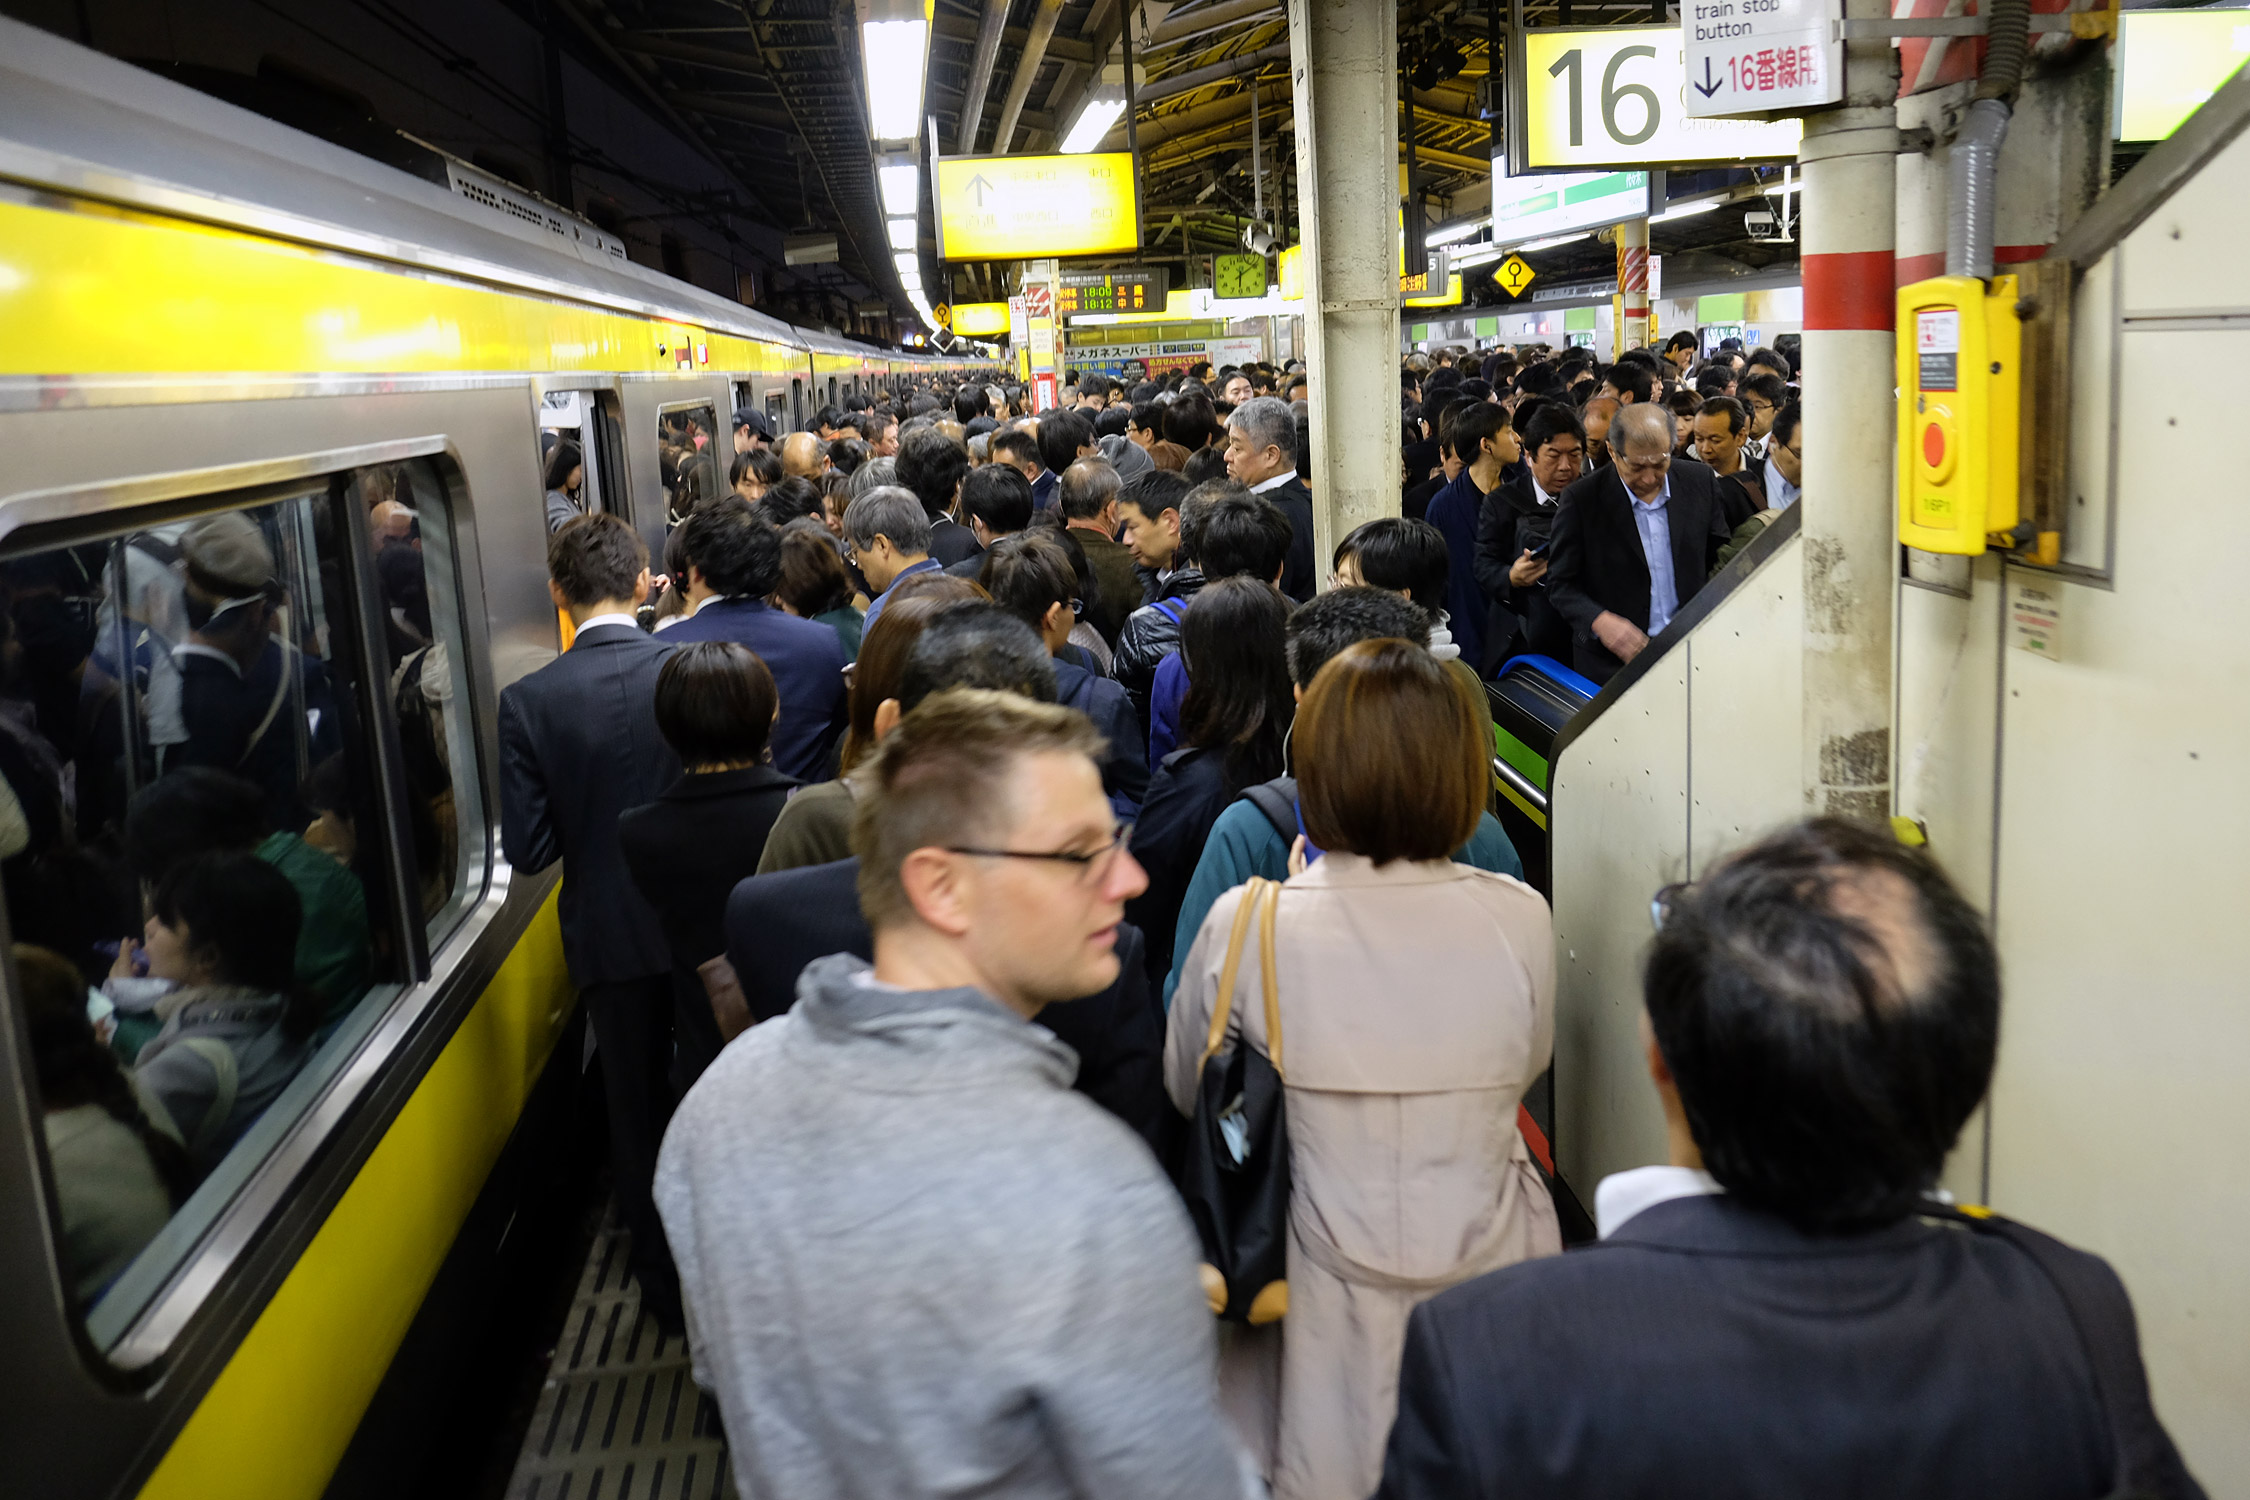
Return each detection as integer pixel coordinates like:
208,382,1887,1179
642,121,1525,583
1475,401,1586,669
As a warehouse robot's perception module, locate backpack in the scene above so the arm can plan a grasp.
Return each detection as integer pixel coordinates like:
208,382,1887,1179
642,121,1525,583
1238,776,1298,843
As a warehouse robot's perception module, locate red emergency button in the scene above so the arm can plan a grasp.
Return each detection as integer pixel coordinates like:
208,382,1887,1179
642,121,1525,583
1922,422,1945,469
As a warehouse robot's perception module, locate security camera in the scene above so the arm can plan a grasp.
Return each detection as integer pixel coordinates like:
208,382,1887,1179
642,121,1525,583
1744,208,1783,241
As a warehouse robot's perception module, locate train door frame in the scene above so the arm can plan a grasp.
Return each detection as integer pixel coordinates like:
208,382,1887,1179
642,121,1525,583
533,376,627,525
790,375,805,432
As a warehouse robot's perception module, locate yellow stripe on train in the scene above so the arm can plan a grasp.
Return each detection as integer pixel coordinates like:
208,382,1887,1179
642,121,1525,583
136,891,574,1500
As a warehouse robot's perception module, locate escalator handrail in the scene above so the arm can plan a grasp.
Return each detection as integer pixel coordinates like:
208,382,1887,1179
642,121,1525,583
1548,501,1804,770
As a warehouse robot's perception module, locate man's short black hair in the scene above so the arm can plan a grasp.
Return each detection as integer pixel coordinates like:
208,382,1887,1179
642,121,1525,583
1602,361,1658,403
1700,395,1750,436
1037,409,1096,476
1520,400,1587,458
678,497,782,597
1077,371,1107,399
1694,365,1735,397
1770,402,1803,449
1447,400,1512,462
990,428,1038,470
958,463,1035,536
895,427,972,518
1664,331,1699,355
1116,469,1190,526
1095,404,1133,439
1194,491,1294,583
1335,517,1449,615
1129,401,1162,436
1741,371,1790,408
953,387,983,424
1283,586,1430,688
547,512,648,607
1646,818,2001,1234
897,603,1058,712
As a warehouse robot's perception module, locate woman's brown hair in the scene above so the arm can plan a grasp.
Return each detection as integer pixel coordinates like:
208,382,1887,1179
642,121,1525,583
836,573,985,774
1295,639,1485,864
775,522,855,620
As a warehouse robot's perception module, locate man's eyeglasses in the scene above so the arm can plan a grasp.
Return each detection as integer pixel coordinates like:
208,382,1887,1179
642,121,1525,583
1745,399,1776,415
946,823,1133,883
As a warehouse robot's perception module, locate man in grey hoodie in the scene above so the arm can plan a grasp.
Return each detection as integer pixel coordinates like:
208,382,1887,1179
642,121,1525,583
654,688,1252,1500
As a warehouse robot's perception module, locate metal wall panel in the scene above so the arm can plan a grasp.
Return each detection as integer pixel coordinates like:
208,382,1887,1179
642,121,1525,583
1687,542,1806,877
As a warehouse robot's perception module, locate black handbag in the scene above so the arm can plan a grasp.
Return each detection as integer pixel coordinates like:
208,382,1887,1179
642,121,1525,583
1176,876,1290,1325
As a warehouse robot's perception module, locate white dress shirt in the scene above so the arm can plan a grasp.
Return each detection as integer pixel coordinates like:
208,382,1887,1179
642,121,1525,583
1593,1164,1725,1238
575,610,642,635
1250,469,1299,494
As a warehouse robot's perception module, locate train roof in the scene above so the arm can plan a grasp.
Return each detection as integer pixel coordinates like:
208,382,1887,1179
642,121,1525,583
0,16,948,368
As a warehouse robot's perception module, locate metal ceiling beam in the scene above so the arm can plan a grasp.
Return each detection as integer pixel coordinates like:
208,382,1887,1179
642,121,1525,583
990,0,1067,155
1129,75,1291,148
1136,42,1291,106
611,33,772,77
1150,0,1280,46
954,0,1010,152
669,91,797,132
932,12,1097,66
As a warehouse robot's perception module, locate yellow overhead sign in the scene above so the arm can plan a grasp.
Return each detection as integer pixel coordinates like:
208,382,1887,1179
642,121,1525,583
1520,28,1800,170
935,153,1141,261
1404,274,1465,308
950,301,1011,336
1278,244,1305,302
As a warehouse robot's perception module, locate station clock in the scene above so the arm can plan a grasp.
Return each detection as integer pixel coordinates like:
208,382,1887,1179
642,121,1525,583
1213,253,1269,300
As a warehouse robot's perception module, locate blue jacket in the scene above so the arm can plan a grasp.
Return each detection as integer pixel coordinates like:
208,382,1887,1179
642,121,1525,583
1425,469,1490,669
1147,650,1189,767
1164,792,1522,1005
663,597,849,782
1053,657,1148,818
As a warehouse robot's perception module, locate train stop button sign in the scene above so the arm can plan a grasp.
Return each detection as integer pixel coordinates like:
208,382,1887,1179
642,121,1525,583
1683,0,1843,117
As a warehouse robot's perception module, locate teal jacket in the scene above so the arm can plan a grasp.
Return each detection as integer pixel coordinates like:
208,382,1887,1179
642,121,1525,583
1162,798,1524,1007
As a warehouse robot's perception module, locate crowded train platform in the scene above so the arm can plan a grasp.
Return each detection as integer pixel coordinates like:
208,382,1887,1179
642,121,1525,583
0,1,2239,1497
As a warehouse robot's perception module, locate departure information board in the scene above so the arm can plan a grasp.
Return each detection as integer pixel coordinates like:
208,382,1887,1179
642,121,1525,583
1054,268,1170,316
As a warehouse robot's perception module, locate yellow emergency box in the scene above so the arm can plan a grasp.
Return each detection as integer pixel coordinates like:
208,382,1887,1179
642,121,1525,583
1896,274,2022,555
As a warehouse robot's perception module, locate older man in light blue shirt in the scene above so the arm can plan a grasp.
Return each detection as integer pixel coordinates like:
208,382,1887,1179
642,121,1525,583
1630,473,1680,637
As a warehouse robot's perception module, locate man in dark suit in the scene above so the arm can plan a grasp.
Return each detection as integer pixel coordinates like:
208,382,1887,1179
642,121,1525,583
1222,395,1316,602
498,514,686,1328
1058,458,1145,647
1545,402,1734,684
944,463,1034,580
724,859,1167,1150
662,500,848,781
1375,818,2204,1500
895,425,982,568
1474,401,1584,671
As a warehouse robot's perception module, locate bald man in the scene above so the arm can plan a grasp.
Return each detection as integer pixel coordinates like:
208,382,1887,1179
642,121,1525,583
1545,401,1732,684
780,430,830,481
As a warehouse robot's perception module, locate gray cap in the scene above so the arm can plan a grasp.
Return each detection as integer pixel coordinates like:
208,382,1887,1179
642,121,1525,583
180,513,276,595
1098,432,1153,480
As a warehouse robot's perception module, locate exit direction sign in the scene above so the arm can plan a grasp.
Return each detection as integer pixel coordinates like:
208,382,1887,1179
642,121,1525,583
1684,0,1842,116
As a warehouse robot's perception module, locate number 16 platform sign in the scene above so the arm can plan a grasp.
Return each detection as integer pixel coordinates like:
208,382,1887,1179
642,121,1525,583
1515,27,1801,171
1684,0,1841,116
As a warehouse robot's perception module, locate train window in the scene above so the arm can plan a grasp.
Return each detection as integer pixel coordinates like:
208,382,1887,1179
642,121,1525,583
657,401,721,527
1,460,484,1347
539,391,596,531
765,390,784,431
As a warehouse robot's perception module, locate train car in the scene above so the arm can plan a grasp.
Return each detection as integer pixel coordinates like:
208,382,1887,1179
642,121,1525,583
0,18,979,1500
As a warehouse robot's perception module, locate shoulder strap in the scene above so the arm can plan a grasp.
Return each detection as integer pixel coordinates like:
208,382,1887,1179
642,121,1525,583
175,1037,239,1155
1240,778,1299,844
1197,878,1267,1072
1151,596,1189,626
1930,1205,2206,1500
1255,877,1282,1079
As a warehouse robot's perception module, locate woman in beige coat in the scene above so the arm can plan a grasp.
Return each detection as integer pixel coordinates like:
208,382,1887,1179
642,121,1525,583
1166,639,1560,1500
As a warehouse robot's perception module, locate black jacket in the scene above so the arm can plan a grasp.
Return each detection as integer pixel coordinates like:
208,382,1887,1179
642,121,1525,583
1376,1193,2178,1500
1122,746,1240,989
722,857,1169,1149
1054,657,1147,816
1259,474,1318,603
927,515,983,569
1544,461,1733,683
499,622,680,985
1473,472,1572,669
618,764,799,997
1112,568,1204,726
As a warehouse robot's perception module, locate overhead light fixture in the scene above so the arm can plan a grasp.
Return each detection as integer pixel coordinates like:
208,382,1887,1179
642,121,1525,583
1059,94,1126,155
887,217,918,251
1452,242,1506,267
1652,199,1721,224
878,162,920,217
894,251,920,277
862,7,930,143
1426,219,1485,247
1514,232,1591,252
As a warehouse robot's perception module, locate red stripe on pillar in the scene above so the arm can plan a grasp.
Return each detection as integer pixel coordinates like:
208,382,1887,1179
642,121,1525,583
1804,250,1898,330
1893,244,2050,287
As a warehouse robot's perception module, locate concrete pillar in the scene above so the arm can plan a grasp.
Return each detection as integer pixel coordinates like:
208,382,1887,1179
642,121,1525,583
1288,0,1401,566
1798,0,1900,823
1615,216,1651,352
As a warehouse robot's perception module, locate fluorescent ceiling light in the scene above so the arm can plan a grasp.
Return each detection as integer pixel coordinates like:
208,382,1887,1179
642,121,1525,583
1426,219,1485,247
878,163,920,216
862,18,930,142
1059,95,1126,154
901,274,923,292
1514,232,1590,252
1652,199,1721,224
887,217,918,251
894,251,920,276
1452,243,1507,267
